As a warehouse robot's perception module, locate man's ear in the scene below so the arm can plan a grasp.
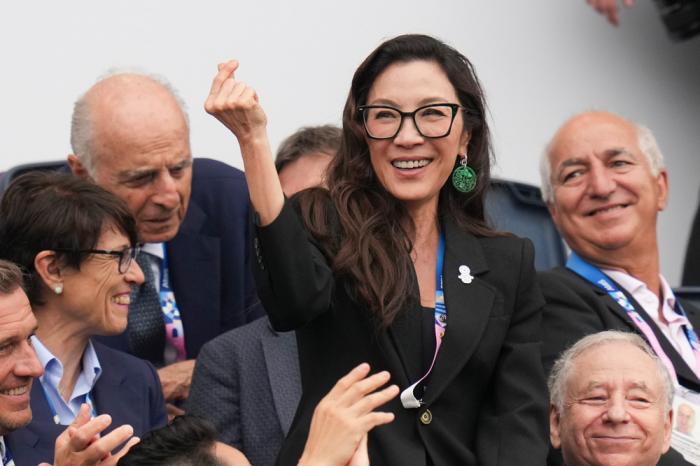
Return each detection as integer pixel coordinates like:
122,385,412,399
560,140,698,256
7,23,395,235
549,404,562,449
67,154,89,179
655,169,669,212
34,250,64,291
662,408,673,454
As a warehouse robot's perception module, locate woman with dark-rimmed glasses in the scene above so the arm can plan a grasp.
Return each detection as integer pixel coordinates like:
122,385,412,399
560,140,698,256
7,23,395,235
0,172,166,465
206,34,548,465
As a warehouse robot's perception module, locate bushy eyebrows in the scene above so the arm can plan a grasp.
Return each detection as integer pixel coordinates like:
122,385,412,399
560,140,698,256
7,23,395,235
117,157,192,181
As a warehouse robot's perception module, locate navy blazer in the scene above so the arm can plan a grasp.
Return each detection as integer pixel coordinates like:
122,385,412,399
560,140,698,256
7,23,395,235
187,316,301,466
97,158,265,362
540,267,697,466
5,341,166,465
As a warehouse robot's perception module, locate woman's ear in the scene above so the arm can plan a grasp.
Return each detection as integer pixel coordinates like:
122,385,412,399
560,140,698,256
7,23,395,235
459,131,471,156
34,250,63,293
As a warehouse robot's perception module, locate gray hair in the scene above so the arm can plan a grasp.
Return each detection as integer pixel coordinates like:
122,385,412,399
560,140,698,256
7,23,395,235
70,68,189,175
0,259,24,295
548,330,674,413
539,117,666,204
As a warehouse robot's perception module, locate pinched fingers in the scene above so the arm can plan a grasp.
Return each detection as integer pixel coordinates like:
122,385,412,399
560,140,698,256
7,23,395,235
204,61,267,140
209,60,239,96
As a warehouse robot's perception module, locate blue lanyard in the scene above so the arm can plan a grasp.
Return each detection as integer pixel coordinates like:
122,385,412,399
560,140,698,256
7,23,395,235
39,379,96,425
434,233,447,334
1,439,13,466
400,232,447,409
567,252,700,350
160,244,171,291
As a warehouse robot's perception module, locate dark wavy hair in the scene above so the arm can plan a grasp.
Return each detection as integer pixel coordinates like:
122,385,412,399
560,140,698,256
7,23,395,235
0,171,138,307
299,34,496,329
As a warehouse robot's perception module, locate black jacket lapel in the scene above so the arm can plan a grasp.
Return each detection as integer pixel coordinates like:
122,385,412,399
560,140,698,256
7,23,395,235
423,221,493,405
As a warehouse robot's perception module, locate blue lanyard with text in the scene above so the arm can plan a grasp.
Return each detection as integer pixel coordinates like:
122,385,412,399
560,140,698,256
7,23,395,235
2,439,14,466
400,232,447,409
39,379,96,425
566,252,700,379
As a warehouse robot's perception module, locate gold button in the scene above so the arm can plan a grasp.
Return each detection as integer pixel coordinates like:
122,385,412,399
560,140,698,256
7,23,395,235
420,409,432,425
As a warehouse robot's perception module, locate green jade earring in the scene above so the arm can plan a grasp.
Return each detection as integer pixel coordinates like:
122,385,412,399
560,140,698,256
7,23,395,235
451,155,477,193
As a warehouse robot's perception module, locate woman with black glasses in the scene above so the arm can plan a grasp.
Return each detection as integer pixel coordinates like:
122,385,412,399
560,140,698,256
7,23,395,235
206,34,548,466
0,172,166,465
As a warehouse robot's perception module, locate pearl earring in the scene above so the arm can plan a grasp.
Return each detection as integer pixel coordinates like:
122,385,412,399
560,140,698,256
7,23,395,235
54,284,63,295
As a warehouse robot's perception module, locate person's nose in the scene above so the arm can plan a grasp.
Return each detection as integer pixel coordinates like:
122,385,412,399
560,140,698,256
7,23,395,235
15,339,44,378
603,395,630,424
393,115,424,147
587,163,616,199
125,258,146,285
151,172,181,210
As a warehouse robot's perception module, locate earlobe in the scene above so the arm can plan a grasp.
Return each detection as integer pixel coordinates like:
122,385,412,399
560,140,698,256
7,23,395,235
656,170,669,211
549,406,562,449
34,250,63,293
459,131,471,156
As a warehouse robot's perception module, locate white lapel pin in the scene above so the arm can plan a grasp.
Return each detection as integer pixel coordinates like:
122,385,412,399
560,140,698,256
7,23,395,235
458,265,473,284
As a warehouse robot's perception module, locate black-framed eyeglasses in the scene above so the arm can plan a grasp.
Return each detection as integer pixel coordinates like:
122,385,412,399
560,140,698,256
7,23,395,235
357,103,465,140
53,246,141,274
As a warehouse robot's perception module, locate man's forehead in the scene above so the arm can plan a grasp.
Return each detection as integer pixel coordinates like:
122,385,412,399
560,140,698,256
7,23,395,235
569,344,662,391
549,112,640,165
0,289,36,335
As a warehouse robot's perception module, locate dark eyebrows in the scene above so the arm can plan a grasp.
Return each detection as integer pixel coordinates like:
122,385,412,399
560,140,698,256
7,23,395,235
0,324,38,346
366,97,454,108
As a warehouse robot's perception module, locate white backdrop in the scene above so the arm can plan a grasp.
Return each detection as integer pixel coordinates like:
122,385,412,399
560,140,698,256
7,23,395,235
1,1,698,284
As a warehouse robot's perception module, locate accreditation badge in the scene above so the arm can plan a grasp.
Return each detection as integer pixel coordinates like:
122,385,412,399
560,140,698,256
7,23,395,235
672,387,700,465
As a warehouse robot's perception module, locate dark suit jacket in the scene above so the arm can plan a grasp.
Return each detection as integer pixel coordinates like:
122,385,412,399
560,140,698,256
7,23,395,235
5,341,167,465
187,316,301,466
97,158,265,362
253,200,549,466
539,266,698,466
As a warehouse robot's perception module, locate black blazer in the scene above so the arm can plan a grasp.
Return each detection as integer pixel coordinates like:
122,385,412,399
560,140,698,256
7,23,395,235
539,267,698,466
254,201,549,466
97,158,265,362
5,341,167,465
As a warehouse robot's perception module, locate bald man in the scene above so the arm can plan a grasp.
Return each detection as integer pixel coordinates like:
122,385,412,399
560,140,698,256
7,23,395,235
67,72,264,414
539,111,697,465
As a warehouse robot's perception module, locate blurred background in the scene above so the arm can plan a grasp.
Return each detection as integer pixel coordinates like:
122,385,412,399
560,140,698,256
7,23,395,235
0,0,698,283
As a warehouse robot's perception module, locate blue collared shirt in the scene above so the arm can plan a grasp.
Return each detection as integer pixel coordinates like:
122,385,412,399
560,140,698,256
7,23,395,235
31,336,102,425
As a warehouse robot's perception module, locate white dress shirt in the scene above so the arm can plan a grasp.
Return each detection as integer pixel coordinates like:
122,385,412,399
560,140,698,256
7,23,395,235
604,269,697,373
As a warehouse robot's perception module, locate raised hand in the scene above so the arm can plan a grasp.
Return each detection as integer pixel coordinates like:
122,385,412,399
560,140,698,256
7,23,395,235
297,363,399,466
204,60,268,145
41,403,140,466
204,59,284,226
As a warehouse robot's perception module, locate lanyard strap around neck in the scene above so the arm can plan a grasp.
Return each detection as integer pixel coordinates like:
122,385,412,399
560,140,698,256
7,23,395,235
566,252,700,381
400,233,447,409
1,437,14,466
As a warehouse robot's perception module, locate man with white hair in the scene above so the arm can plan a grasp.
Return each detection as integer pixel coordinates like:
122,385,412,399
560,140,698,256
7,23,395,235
548,331,674,466
67,71,264,415
539,111,699,465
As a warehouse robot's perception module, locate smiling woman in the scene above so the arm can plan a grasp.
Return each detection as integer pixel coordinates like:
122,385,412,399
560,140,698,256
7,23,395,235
0,172,167,465
206,34,549,466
